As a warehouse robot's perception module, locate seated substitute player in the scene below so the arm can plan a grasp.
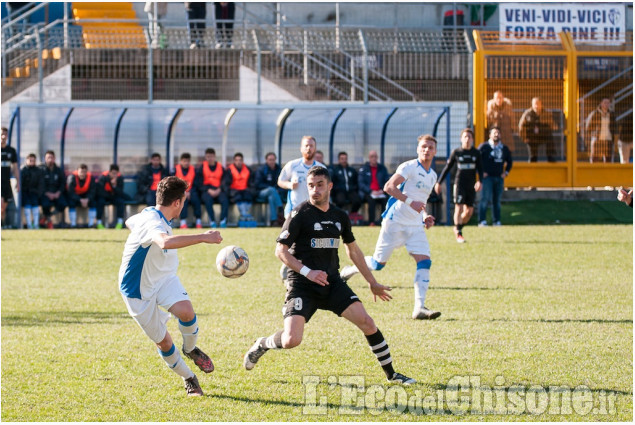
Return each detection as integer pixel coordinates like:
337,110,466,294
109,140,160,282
173,152,203,229
434,128,483,243
341,134,440,320
96,164,126,229
243,166,415,385
20,153,44,229
67,164,97,228
119,176,222,397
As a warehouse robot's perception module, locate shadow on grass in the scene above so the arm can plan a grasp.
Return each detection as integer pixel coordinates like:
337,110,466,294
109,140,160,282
2,311,131,327
386,286,533,291
209,393,336,410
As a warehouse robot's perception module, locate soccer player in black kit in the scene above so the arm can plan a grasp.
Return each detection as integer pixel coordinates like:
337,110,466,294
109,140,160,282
434,128,483,243
243,166,415,385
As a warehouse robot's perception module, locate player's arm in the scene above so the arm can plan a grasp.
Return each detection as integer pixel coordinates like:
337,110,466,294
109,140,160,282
277,164,296,190
275,242,329,286
384,173,425,214
435,151,455,194
11,161,20,192
344,241,392,302
153,230,223,249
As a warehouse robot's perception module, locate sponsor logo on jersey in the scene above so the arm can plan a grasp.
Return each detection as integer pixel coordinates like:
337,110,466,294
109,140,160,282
310,238,340,248
279,230,290,239
314,222,323,231
291,210,298,217
335,222,341,231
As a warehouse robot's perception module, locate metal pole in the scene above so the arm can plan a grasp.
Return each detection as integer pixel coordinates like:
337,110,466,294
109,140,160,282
329,109,346,165
60,107,75,171
113,108,128,164
303,30,308,85
359,29,369,104
166,109,183,172
63,1,68,48
36,29,43,103
350,61,355,101
275,3,281,53
380,108,398,165
147,30,153,103
335,2,340,50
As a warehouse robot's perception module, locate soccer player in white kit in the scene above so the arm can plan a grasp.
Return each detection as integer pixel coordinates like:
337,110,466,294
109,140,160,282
118,176,223,396
341,134,441,320
277,135,326,219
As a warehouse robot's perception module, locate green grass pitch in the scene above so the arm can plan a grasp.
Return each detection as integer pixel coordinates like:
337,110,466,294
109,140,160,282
1,225,632,421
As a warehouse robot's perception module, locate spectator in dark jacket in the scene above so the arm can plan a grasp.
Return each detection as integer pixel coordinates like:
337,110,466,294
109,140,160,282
478,127,513,227
519,97,556,162
585,98,619,163
137,152,168,206
20,153,44,229
39,150,68,228
331,151,361,216
96,164,126,229
358,150,390,226
197,148,229,228
67,163,97,228
254,152,284,226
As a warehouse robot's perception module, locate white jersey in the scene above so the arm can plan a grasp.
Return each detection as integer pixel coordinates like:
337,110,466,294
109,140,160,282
279,157,325,216
382,159,437,226
118,207,178,300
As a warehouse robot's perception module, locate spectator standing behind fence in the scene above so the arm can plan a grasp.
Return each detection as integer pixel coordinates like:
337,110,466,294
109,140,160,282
1,126,20,228
519,97,556,162
185,2,207,49
478,127,512,227
40,150,67,229
199,148,229,228
67,164,97,228
585,98,618,163
227,152,254,222
617,111,633,164
434,128,483,243
137,153,169,207
214,2,235,48
173,153,203,229
487,91,515,152
20,153,44,229
617,188,633,207
358,150,390,226
331,151,363,222
96,164,125,230
254,152,284,226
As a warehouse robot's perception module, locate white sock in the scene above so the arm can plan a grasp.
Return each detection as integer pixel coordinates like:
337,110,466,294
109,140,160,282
159,344,194,379
69,209,77,226
179,315,198,354
195,218,201,225
88,208,96,226
97,219,103,225
24,208,33,228
32,207,39,227
414,268,430,311
117,218,123,225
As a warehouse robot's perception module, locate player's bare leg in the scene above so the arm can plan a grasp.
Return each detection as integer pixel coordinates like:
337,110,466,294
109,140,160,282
169,300,214,373
341,302,415,385
244,315,305,370
410,253,440,320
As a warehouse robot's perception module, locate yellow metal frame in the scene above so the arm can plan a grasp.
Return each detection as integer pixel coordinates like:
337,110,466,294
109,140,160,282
473,30,633,188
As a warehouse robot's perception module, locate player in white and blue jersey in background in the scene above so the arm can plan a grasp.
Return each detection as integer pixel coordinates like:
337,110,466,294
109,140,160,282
341,134,441,320
277,135,326,219
118,176,223,396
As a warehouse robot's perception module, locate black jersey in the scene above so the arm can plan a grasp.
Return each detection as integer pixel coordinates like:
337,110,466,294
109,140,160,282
277,201,355,293
1,145,18,183
437,147,483,188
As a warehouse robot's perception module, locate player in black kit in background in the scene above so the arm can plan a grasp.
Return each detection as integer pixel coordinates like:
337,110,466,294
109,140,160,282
243,166,416,385
434,128,483,243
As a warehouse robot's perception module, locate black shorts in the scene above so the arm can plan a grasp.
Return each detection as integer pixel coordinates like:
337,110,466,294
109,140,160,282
1,180,13,202
453,183,476,207
283,277,361,323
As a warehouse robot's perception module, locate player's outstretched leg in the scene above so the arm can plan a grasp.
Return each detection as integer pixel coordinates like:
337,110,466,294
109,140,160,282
366,329,416,385
158,343,203,396
412,258,441,320
341,256,383,281
177,313,214,373
244,331,283,370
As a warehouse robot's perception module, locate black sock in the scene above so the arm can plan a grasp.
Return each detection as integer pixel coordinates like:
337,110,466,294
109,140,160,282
457,224,464,231
260,330,283,350
365,329,395,379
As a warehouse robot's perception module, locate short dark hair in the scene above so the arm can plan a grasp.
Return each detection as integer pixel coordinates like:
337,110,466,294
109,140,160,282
151,152,161,160
338,151,348,158
45,150,55,157
180,152,191,160
307,165,331,182
1,127,7,132
417,134,437,145
233,152,243,159
489,126,500,134
460,128,474,138
205,148,216,155
79,164,88,170
109,164,119,172
156,176,188,206
27,153,36,159
265,152,276,160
